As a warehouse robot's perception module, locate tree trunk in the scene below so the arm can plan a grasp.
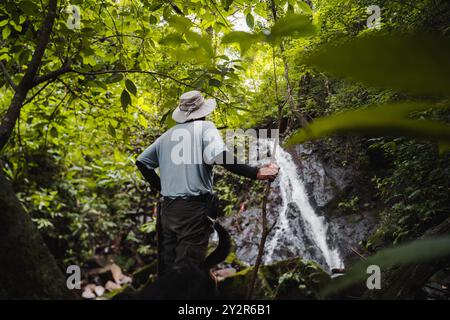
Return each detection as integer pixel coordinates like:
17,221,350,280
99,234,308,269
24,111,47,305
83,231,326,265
0,0,58,151
267,0,309,129
0,172,77,299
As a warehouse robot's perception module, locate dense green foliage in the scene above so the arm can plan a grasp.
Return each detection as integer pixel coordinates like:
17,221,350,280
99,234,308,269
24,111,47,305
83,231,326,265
1,0,449,290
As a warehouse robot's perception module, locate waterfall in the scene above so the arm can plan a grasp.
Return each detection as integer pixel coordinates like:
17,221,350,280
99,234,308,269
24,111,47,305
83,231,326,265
257,140,344,272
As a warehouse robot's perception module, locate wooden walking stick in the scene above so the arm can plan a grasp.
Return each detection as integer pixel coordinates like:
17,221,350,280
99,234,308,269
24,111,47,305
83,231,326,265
246,45,284,300
155,196,163,278
246,141,279,299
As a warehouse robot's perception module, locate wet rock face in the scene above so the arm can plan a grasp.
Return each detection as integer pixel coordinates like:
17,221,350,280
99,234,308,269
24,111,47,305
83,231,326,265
290,144,353,210
328,211,379,266
219,209,264,266
219,143,380,269
220,207,378,267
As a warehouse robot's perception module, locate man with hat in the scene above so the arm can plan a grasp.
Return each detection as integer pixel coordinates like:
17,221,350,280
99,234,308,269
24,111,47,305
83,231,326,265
136,90,279,275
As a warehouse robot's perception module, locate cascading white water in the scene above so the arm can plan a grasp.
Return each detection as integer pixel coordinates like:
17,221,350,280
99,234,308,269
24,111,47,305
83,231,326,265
258,140,344,272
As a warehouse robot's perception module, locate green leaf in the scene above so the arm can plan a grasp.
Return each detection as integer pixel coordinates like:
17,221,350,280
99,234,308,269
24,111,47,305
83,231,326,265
304,33,450,96
233,105,251,112
160,109,171,124
148,1,163,12
246,13,254,29
120,89,131,111
50,127,58,138
267,14,316,43
159,33,186,46
285,102,450,146
208,78,222,87
2,26,11,39
138,114,148,128
321,236,450,297
108,123,116,137
149,15,158,25
167,15,192,32
222,31,261,54
125,79,137,96
223,18,316,53
298,2,313,14
223,0,234,11
185,31,213,57
20,1,40,16
10,22,22,32
106,73,124,83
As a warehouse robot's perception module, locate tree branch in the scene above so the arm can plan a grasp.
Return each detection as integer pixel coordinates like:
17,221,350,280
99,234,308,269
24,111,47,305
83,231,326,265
70,68,228,103
33,61,72,86
23,79,56,107
167,0,185,15
0,61,17,91
93,34,146,43
0,0,58,152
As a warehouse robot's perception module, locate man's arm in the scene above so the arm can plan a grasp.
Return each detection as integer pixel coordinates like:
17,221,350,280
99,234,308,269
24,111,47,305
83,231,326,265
136,160,161,194
136,137,161,194
213,151,279,181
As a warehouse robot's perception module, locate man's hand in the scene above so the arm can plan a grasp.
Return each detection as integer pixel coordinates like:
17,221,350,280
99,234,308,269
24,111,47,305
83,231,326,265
256,163,279,181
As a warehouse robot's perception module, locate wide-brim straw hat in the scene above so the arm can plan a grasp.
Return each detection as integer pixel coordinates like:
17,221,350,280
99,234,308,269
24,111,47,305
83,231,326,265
172,90,216,123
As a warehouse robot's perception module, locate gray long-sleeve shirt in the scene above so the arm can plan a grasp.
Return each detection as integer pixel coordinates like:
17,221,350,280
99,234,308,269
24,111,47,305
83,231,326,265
136,120,228,197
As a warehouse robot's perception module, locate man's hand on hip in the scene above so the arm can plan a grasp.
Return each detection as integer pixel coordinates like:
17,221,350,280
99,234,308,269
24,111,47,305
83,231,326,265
256,163,279,181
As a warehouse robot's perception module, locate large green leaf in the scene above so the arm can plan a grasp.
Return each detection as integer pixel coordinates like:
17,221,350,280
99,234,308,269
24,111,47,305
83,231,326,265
321,236,450,297
246,13,255,29
222,31,262,54
285,102,450,146
159,33,186,46
120,89,131,111
20,0,40,16
298,2,313,14
304,33,450,96
222,14,316,53
185,31,214,58
125,79,137,96
267,13,317,43
167,15,192,32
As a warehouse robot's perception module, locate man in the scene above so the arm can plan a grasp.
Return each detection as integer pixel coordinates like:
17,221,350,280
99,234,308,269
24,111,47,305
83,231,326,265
136,90,279,275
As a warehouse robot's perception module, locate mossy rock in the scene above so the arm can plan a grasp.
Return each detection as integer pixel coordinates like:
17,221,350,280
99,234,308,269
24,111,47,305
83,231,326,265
218,267,270,299
132,261,158,289
218,258,331,300
102,284,134,300
274,260,330,300
222,251,247,271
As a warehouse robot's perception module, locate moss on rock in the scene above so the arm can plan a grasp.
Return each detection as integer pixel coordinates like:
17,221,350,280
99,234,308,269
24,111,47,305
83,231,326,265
218,257,330,300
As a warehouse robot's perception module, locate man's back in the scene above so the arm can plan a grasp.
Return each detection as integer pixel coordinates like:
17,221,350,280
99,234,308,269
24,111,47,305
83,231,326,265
136,120,226,197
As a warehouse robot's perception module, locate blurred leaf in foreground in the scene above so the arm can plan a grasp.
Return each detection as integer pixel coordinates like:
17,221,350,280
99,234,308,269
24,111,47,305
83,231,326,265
267,13,317,43
321,236,450,297
222,31,263,55
285,102,450,147
304,33,450,96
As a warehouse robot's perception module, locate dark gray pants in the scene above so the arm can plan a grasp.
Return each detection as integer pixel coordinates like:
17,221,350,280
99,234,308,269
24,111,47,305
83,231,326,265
160,197,213,274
